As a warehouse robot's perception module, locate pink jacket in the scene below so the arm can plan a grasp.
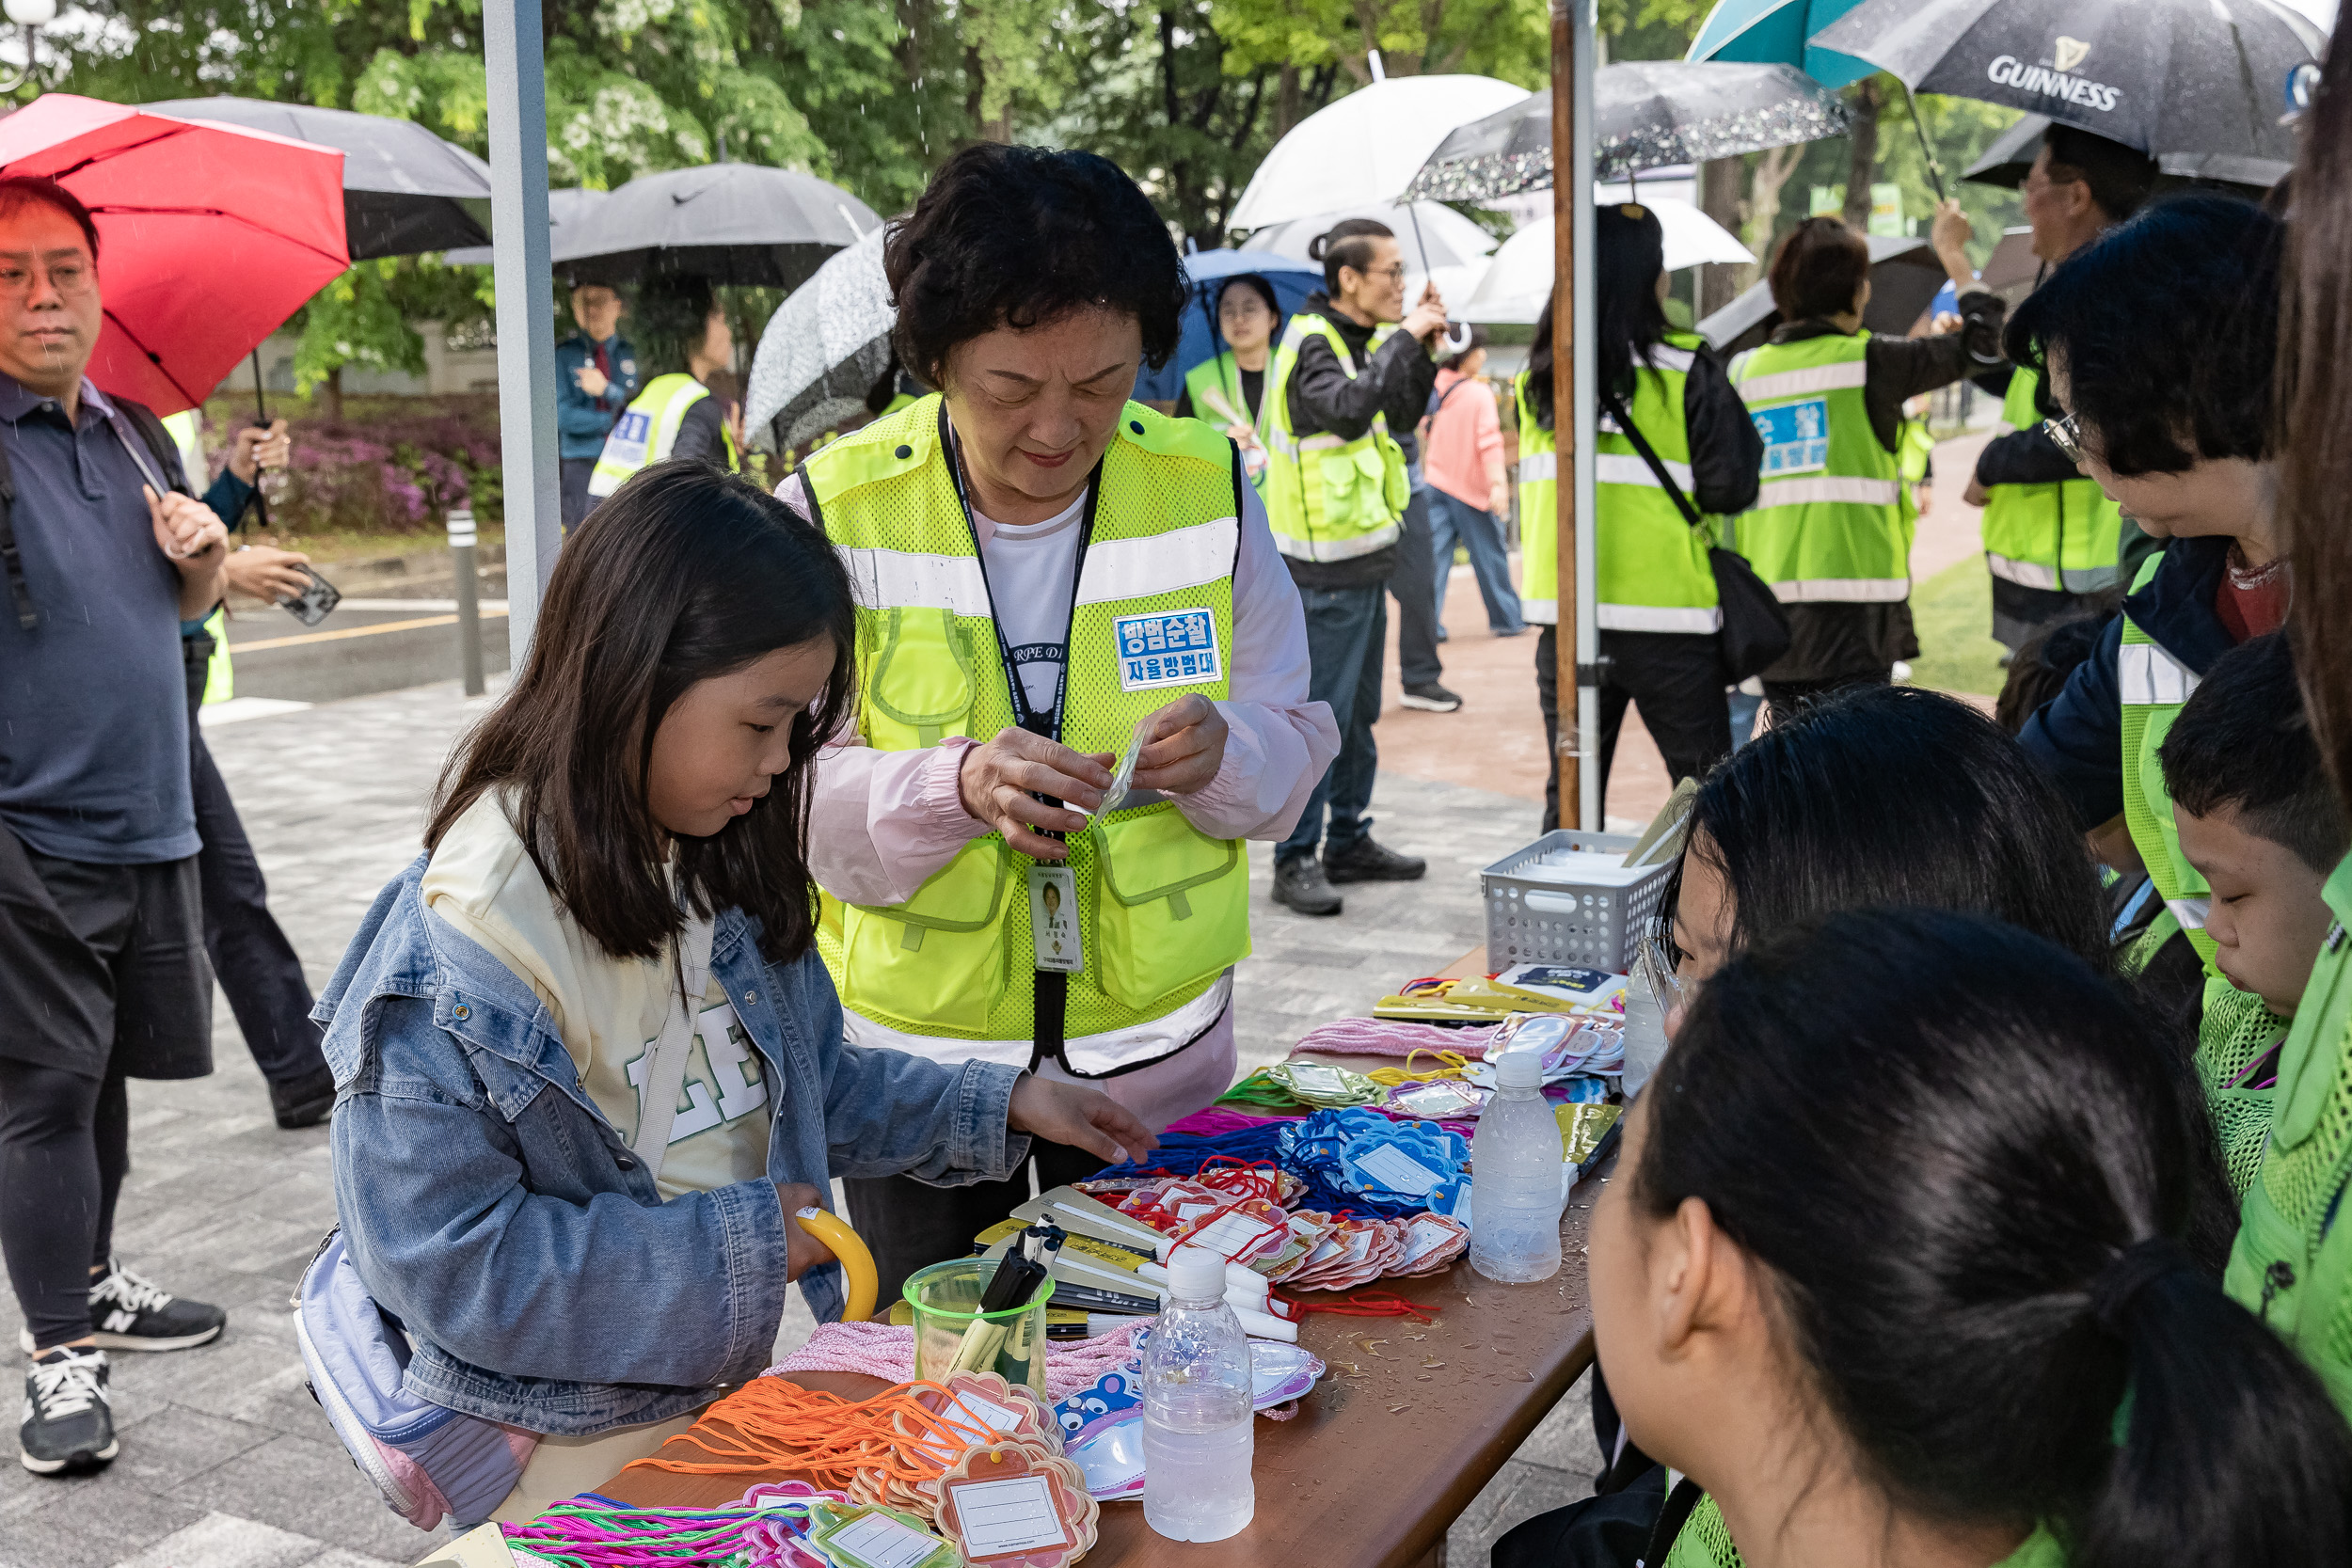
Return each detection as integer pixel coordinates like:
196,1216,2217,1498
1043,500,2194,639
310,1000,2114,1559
1421,368,1504,512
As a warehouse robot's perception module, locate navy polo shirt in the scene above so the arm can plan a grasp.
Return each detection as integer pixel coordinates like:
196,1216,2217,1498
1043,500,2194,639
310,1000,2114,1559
0,373,199,864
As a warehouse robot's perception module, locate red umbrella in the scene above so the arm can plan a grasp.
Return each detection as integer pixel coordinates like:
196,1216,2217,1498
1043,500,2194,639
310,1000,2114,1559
0,94,348,415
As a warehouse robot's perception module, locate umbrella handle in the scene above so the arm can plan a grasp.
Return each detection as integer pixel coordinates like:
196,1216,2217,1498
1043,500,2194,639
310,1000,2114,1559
1897,79,1948,203
246,346,272,532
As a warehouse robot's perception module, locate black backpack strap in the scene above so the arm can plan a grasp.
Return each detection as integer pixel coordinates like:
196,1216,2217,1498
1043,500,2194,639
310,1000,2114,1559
1640,1477,1707,1568
0,433,26,631
115,398,190,495
1599,383,1705,531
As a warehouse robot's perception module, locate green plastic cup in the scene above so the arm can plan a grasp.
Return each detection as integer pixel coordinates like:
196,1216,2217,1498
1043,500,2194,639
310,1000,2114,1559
905,1258,1056,1395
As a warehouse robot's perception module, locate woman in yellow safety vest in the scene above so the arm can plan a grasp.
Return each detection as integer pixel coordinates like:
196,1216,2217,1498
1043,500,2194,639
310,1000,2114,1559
1174,272,1279,493
777,144,1337,1304
585,279,739,505
1516,204,1762,829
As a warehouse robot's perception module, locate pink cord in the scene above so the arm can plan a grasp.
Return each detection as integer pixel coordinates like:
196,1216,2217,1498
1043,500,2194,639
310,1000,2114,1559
768,1319,1147,1401
1287,1018,1502,1059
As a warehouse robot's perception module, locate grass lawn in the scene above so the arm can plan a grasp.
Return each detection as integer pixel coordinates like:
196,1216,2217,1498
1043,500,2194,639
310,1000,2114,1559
1905,554,2006,698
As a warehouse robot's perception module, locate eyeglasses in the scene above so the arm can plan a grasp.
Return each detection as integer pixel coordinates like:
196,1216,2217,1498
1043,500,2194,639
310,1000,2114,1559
2042,412,2085,465
0,258,92,301
1359,262,1407,282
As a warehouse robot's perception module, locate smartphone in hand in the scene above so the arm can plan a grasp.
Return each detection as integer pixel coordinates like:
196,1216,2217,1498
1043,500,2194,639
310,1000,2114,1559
278,562,342,627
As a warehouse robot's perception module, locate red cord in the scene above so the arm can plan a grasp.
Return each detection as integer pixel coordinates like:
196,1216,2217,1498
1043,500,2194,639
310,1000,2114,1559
1271,1288,1438,1323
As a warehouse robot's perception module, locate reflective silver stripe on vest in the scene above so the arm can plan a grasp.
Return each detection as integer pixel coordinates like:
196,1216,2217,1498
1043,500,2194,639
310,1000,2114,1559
1756,475,1902,509
842,972,1232,1075
838,547,993,616
1986,551,2061,591
1733,361,1870,403
2118,641,2201,705
1595,451,1695,492
2167,895,2211,931
1645,345,1698,373
1519,452,1557,482
1272,522,1402,562
1076,516,1239,605
2063,562,2122,593
1769,575,1909,604
1597,602,1723,632
1521,596,1559,625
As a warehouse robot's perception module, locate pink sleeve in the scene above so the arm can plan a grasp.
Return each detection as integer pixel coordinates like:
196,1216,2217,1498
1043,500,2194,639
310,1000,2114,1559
806,736,991,907
1475,389,1503,467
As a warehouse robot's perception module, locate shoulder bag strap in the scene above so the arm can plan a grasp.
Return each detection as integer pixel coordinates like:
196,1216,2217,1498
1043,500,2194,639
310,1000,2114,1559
1598,383,1704,530
0,433,25,630
628,913,718,1183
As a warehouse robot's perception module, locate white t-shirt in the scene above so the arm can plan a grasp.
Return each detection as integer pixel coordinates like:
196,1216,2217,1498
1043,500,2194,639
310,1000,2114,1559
421,792,772,1200
972,490,1088,725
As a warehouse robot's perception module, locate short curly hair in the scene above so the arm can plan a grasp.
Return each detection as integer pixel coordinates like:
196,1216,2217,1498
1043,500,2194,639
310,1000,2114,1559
884,144,1184,389
2006,196,2280,476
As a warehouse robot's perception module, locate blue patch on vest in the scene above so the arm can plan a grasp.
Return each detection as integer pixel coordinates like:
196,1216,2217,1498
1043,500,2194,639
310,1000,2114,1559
1115,609,1221,691
1753,397,1830,478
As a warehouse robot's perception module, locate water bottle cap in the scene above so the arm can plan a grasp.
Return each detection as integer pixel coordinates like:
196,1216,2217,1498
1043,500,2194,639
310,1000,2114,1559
1168,1245,1227,1302
1494,1047,1545,1088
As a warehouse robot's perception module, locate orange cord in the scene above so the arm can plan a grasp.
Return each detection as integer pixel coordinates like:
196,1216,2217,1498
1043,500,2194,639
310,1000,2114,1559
625,1377,1040,1488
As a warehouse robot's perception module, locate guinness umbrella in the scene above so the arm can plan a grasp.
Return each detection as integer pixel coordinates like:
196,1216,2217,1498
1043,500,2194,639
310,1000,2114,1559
1812,0,2321,188
555,163,882,290
1403,62,1851,202
144,97,491,259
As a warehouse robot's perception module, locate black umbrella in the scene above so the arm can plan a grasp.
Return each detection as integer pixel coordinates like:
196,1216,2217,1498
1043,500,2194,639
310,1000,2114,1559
1694,232,1952,353
144,97,492,260
553,163,882,290
442,188,610,268
1814,0,2320,190
1403,61,1850,202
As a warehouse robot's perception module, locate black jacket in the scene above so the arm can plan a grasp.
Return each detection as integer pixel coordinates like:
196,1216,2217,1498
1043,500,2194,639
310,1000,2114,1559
1281,295,1438,590
1972,366,2082,488
669,393,731,470
1579,343,1760,517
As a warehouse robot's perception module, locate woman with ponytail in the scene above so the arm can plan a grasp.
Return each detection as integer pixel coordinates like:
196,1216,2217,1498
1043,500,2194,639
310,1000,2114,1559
1594,908,2352,1568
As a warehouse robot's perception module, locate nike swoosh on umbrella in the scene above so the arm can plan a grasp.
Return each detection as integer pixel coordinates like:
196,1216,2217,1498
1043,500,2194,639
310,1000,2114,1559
0,94,349,417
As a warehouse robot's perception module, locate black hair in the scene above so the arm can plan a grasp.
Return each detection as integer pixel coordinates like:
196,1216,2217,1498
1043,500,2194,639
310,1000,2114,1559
428,464,855,964
632,277,723,374
1667,685,2111,969
1527,287,1559,430
1596,203,1672,408
2006,196,2280,476
1641,908,2352,1568
1994,605,2116,736
2159,632,2350,873
884,143,1184,388
2043,124,2159,226
1216,273,1280,323
0,175,99,262
1767,214,1870,323
1307,218,1394,295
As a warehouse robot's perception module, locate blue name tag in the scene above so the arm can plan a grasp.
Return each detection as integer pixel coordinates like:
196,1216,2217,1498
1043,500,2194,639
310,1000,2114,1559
1752,397,1830,478
1114,609,1221,692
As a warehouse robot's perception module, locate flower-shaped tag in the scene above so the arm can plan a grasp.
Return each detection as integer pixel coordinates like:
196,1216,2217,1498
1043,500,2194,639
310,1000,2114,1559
933,1441,1100,1568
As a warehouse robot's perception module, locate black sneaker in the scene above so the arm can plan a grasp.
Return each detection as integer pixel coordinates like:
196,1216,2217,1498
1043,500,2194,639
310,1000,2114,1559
1400,682,1463,713
17,1260,226,1355
1272,857,1343,916
1324,836,1427,884
269,1063,338,1130
21,1347,115,1475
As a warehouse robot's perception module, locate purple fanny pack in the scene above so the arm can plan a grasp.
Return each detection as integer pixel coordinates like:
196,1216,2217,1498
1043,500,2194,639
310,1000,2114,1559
293,1230,536,1531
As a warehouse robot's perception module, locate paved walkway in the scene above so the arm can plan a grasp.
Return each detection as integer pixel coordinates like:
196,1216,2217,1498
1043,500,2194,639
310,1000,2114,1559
0,677,1595,1567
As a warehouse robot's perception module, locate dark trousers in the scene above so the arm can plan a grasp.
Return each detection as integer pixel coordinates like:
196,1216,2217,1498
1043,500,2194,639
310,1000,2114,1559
844,1141,1104,1311
1537,626,1732,830
560,458,598,530
0,1060,128,1350
1390,478,1444,688
1278,582,1387,863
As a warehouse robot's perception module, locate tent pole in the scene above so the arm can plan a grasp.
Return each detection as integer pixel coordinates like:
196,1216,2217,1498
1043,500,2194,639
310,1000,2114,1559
1549,0,1581,830
1570,0,1599,832
485,0,561,660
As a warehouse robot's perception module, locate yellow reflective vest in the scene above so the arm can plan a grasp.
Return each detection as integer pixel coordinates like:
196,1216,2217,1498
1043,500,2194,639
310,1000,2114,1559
1261,314,1409,563
800,396,1252,1075
588,373,739,498
1727,332,1908,603
164,410,233,705
1981,367,2122,594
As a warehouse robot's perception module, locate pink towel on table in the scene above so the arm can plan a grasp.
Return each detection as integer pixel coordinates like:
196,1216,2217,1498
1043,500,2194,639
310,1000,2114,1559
1287,1018,1500,1060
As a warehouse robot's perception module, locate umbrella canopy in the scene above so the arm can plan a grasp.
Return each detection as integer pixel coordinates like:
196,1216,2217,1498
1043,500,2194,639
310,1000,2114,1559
1813,0,2320,188
555,163,882,289
0,94,348,416
1961,110,2051,189
1686,0,1878,89
741,227,894,453
1238,199,1498,314
1134,249,1325,404
1228,75,1530,230
143,97,491,260
1695,232,1947,352
443,187,606,268
1458,202,1756,325
1403,63,1851,203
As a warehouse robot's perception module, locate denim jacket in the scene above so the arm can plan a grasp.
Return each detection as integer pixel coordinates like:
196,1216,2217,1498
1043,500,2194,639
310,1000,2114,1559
317,854,1028,1435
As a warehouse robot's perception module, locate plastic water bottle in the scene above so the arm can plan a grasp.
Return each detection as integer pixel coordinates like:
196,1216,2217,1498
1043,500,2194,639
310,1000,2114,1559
1619,945,1671,1098
1142,1245,1256,1542
1469,1048,1565,1283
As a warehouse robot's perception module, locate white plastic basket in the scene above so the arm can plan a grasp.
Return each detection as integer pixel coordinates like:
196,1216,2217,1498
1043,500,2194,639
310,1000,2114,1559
1481,829,1675,973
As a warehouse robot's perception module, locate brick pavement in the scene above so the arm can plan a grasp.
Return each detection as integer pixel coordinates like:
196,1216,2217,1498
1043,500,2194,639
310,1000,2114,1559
0,677,1595,1567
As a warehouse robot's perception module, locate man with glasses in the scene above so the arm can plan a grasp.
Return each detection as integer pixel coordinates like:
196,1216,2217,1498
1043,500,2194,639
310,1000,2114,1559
1964,125,2158,650
0,176,234,1477
1261,217,1448,917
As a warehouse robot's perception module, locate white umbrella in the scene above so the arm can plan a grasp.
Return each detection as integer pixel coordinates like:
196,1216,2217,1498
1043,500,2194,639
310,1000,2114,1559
1227,75,1531,230
1456,202,1751,324
1238,198,1499,314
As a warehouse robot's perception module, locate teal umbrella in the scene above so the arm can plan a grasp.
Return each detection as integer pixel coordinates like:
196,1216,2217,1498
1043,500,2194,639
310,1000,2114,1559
1687,0,1948,197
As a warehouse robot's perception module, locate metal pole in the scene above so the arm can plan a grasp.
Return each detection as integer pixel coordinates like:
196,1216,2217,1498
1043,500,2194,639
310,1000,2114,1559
484,0,560,659
1549,0,1582,829
448,506,485,697
1570,0,1600,832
